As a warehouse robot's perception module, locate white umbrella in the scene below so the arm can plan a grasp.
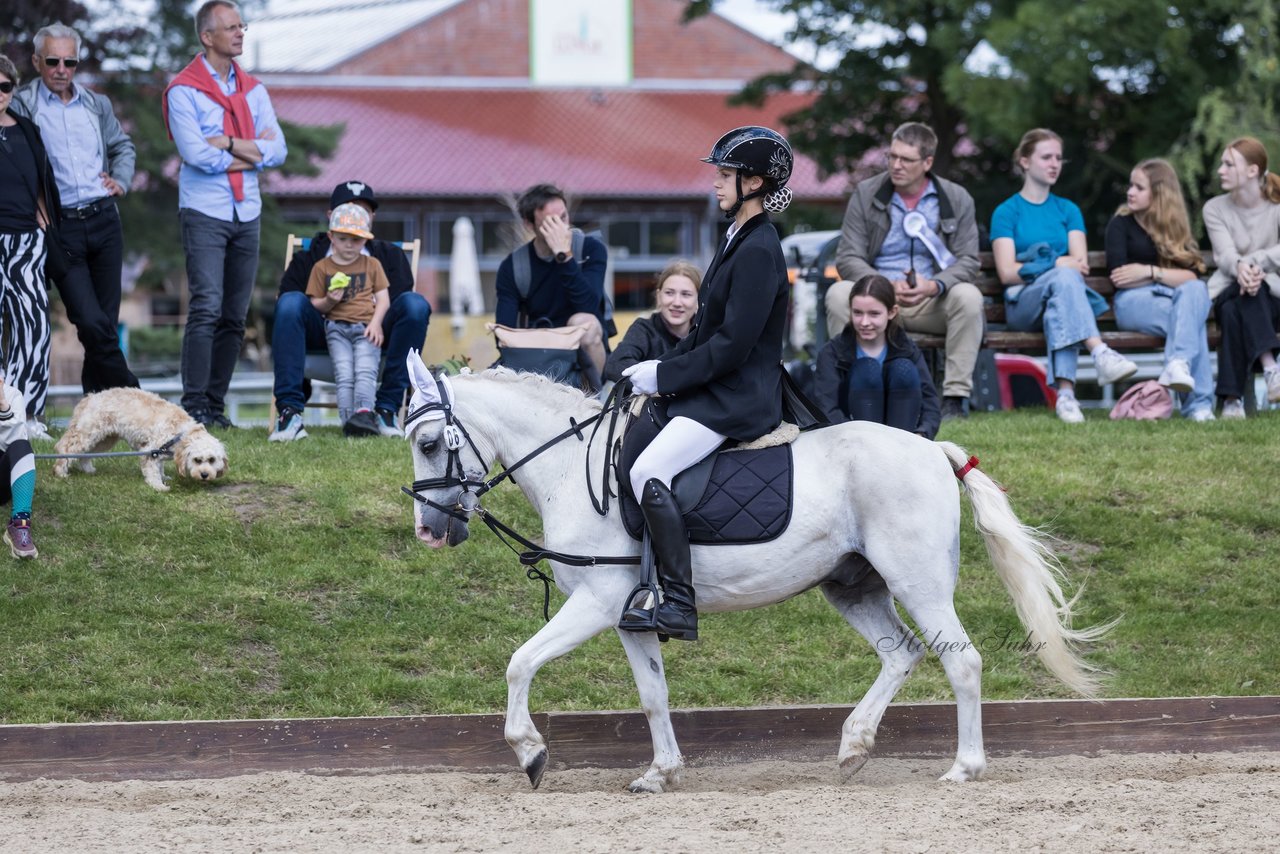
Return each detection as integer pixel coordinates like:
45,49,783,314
449,216,484,338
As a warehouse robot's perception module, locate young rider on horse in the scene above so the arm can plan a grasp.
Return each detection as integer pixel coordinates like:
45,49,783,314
619,126,794,641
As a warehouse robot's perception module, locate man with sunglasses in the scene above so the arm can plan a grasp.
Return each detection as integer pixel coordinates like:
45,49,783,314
827,122,983,421
163,0,286,428
12,23,140,398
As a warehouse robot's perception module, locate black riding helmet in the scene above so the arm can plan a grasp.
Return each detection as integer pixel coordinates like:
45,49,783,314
703,126,795,218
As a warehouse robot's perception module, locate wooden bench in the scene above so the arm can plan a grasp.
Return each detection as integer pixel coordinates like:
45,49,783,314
909,250,1219,352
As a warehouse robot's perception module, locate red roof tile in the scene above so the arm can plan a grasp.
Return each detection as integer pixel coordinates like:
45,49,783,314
266,86,848,200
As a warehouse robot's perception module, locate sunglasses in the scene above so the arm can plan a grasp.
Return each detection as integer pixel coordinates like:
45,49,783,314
0,81,14,94
43,57,79,68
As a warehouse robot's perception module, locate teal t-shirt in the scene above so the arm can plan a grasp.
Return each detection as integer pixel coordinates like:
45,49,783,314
990,193,1086,258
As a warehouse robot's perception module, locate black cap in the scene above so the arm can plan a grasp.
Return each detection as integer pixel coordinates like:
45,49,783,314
329,180,379,211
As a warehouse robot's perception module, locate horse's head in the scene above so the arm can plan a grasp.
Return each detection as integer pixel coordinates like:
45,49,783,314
404,351,487,549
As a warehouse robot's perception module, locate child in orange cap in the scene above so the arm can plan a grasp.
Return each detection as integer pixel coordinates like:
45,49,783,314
305,202,391,436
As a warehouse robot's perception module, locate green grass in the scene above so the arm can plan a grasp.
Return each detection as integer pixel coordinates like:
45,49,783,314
3,408,1277,724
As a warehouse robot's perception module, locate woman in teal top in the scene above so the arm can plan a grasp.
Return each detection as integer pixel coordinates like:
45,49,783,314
990,128,1137,423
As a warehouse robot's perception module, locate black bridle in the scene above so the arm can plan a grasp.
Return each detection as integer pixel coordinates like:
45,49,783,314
401,376,640,617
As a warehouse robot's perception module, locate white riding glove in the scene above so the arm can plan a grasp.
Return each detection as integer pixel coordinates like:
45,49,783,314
622,360,661,395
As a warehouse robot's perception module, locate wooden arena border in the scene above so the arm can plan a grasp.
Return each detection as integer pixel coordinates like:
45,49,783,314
0,696,1276,783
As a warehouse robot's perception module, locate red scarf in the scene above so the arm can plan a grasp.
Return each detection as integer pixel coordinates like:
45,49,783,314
162,55,261,202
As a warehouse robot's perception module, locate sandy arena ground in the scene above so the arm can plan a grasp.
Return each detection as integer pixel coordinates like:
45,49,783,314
2,751,1276,852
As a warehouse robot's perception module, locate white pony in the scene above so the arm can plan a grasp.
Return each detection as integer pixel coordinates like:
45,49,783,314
404,355,1109,793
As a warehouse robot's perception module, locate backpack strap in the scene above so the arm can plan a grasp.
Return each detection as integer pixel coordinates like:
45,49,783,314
512,241,535,327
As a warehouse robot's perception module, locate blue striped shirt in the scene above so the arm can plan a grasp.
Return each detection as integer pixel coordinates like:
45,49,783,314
165,56,287,222
31,82,106,209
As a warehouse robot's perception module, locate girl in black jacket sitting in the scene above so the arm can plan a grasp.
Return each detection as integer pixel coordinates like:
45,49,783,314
815,274,941,439
604,260,701,382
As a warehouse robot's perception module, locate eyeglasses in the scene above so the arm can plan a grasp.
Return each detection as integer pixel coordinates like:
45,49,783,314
0,81,14,94
42,57,79,68
886,153,924,166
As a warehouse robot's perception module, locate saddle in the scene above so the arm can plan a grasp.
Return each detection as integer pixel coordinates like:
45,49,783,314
617,399,793,545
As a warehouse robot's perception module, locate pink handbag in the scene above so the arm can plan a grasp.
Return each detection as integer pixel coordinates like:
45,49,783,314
1109,380,1173,421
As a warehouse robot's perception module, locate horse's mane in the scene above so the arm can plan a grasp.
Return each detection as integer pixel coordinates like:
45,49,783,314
458,367,604,414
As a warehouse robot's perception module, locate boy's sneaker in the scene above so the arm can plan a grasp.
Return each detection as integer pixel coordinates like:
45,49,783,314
1093,347,1138,386
1186,407,1216,423
210,413,235,430
269,407,307,442
374,408,403,438
343,409,380,438
1158,358,1195,394
1266,366,1280,403
5,517,37,560
1221,399,1246,420
1055,393,1085,424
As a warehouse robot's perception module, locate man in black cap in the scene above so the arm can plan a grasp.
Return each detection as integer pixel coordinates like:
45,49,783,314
269,180,431,440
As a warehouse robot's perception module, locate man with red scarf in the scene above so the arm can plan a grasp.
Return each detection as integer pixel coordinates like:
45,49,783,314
163,0,286,428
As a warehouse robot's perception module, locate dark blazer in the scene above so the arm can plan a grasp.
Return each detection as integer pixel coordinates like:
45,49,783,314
7,110,63,225
813,327,941,439
657,212,788,441
604,312,682,382
279,232,416,301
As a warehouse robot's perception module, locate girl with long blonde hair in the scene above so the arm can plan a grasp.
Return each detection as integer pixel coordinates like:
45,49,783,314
1105,158,1214,420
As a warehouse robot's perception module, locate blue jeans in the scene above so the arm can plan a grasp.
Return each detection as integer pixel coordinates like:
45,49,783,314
846,356,922,434
272,290,431,413
1005,267,1100,386
179,209,259,415
1113,281,1213,415
324,320,381,422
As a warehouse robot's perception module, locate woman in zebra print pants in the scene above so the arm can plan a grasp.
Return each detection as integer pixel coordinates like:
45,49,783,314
0,55,59,433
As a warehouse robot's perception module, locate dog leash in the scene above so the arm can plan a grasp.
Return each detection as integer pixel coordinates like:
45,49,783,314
34,432,185,461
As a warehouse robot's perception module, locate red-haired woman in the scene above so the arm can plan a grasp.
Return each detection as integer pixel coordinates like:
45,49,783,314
1202,136,1280,418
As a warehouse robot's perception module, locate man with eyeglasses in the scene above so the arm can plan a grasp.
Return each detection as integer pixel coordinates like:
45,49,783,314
12,23,140,400
828,122,982,421
162,0,287,428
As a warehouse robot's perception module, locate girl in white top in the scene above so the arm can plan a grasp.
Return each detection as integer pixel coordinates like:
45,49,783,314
1202,136,1280,418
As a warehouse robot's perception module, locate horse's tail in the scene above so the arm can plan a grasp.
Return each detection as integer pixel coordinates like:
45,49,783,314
938,441,1115,698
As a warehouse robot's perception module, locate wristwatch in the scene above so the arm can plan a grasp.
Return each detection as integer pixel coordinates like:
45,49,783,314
225,136,234,152
555,251,569,263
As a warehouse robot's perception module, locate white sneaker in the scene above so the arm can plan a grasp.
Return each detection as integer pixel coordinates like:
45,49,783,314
1221,399,1246,420
1158,358,1195,394
1186,407,1215,423
1055,393,1085,423
25,420,53,442
1093,347,1139,386
1266,367,1280,404
374,408,403,438
269,408,308,442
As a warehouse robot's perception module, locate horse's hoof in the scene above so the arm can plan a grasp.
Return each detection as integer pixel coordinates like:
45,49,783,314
938,761,984,783
525,749,548,789
838,751,870,780
626,776,663,794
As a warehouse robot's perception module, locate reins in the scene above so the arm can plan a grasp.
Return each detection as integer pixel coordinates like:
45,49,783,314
401,376,640,620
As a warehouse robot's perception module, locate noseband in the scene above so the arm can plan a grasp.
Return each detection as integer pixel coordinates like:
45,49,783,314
401,376,641,578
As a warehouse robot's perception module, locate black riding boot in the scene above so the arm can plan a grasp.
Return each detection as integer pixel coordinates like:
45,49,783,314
626,478,698,641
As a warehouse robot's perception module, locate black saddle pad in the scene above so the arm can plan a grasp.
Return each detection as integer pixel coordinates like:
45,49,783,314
618,400,793,545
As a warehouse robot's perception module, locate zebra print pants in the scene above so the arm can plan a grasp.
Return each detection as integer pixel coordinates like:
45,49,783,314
0,230,51,419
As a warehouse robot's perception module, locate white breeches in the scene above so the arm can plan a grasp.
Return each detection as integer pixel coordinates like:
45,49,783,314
630,415,727,498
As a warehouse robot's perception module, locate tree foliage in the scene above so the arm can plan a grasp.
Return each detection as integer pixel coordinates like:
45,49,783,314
1169,0,1280,227
687,0,1247,235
